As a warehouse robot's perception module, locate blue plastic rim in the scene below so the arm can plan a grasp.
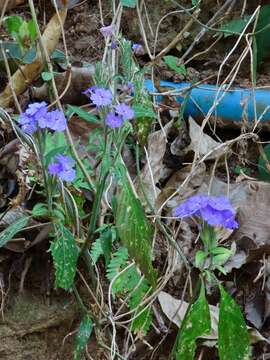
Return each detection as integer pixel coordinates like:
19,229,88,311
145,79,270,123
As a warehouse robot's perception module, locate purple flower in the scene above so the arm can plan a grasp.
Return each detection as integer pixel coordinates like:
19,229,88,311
111,40,118,49
18,113,38,134
173,194,238,229
132,43,144,55
25,101,48,118
48,154,76,182
84,87,113,107
18,102,67,134
105,112,124,128
100,24,116,38
114,103,134,120
19,102,48,134
45,109,67,131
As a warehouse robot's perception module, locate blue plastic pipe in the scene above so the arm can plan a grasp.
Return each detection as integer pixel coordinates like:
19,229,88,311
145,79,270,124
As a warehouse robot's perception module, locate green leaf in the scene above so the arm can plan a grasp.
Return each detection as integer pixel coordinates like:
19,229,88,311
32,203,48,217
121,0,137,8
67,105,99,124
212,253,232,267
50,224,79,290
73,315,93,360
163,55,187,75
4,16,23,35
27,19,37,41
106,246,129,282
99,227,113,267
195,250,207,269
0,216,29,248
218,286,250,360
90,238,103,265
219,16,251,38
0,42,36,65
121,39,132,79
130,306,153,335
258,144,270,181
41,71,53,81
133,104,156,119
174,282,211,360
129,278,152,335
115,177,157,286
254,5,270,68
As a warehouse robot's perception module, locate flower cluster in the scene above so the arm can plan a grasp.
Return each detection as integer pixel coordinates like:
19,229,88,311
48,154,76,182
173,194,238,229
83,86,135,129
83,86,113,107
18,102,67,135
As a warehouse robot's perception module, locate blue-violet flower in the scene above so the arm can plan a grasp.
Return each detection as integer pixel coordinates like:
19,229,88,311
19,102,67,133
173,194,238,229
105,112,124,128
100,24,116,38
46,109,67,131
19,102,48,134
84,87,113,107
114,103,134,120
48,154,76,182
132,43,144,55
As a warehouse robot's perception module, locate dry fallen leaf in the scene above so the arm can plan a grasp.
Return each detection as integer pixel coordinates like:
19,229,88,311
137,121,173,208
184,117,230,160
32,66,95,105
0,9,67,108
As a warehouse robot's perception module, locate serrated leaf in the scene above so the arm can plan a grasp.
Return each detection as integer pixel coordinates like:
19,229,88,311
133,104,156,119
90,238,103,265
121,0,137,8
0,216,29,247
50,225,79,290
99,228,113,266
73,315,93,360
218,286,250,360
67,105,99,124
163,55,187,75
106,246,129,282
131,307,153,335
174,283,211,360
115,180,157,286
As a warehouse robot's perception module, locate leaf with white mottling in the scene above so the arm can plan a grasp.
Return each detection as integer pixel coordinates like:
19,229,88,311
50,224,79,290
73,314,93,360
218,286,250,360
174,283,211,360
115,178,157,286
